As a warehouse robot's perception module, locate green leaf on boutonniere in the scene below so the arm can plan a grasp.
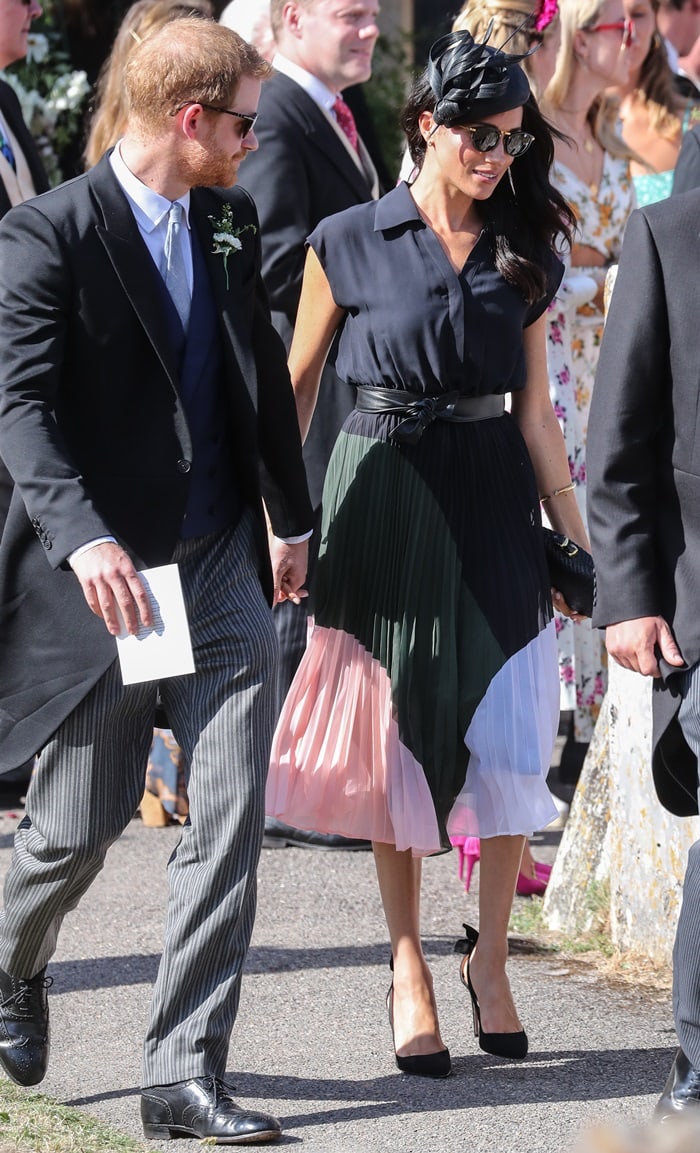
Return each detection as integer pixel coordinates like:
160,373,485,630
208,203,256,290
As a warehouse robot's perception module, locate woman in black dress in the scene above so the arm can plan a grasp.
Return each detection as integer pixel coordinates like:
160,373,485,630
267,29,587,1076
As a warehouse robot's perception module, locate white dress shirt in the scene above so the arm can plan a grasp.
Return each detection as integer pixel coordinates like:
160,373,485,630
271,52,378,195
110,141,193,293
271,53,339,117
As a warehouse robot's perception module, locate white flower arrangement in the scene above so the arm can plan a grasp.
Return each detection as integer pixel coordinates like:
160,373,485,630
1,27,89,186
209,203,256,289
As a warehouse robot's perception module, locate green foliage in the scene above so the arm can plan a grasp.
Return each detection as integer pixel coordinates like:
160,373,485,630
1,0,89,184
509,895,549,939
363,32,414,180
509,877,614,958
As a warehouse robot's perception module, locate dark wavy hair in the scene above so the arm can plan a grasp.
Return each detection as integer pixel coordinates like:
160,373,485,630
400,73,575,304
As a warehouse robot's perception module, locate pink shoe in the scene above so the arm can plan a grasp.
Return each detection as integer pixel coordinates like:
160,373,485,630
534,861,552,880
515,870,548,897
450,836,480,892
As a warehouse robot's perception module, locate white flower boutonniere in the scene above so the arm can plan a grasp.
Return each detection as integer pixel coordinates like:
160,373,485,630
209,204,256,289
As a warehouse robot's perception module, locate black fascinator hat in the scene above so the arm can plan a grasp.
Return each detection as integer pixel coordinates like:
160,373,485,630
428,24,532,126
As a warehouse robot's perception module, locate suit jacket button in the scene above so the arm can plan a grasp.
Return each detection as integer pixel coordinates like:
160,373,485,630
177,459,191,474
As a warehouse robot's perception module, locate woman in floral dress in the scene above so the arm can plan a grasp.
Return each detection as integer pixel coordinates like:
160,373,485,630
541,0,636,753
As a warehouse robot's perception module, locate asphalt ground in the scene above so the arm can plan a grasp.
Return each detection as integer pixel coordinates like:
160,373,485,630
0,778,676,1153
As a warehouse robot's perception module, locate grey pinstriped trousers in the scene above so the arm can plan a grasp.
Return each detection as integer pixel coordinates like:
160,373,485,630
0,512,278,1087
673,663,700,1067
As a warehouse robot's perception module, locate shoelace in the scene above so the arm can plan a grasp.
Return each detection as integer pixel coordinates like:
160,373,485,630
199,1076,237,1103
1,975,53,1014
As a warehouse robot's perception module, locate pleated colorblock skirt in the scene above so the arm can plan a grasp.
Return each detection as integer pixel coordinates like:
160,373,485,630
267,406,559,855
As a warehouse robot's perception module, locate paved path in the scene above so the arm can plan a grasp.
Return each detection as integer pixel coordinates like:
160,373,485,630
0,799,675,1152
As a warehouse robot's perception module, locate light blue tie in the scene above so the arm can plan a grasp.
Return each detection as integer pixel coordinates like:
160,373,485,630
0,124,16,173
162,202,190,332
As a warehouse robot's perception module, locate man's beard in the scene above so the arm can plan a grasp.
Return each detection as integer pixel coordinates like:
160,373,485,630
181,142,239,190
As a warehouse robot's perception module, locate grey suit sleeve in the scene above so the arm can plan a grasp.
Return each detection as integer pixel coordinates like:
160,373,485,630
587,208,670,627
673,126,700,195
0,205,111,566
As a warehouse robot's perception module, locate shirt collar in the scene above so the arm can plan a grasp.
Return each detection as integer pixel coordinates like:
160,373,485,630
109,140,191,233
272,53,338,112
373,181,424,233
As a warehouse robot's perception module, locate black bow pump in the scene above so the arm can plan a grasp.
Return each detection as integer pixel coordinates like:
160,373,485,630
386,959,451,1078
454,924,528,1060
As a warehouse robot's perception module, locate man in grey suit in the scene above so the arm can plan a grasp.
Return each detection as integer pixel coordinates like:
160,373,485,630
237,0,380,849
588,190,700,1119
0,18,312,1143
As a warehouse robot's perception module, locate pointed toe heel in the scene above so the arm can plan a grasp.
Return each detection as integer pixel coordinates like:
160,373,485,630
450,835,481,892
394,1045,452,1078
386,974,451,1079
455,924,528,1061
515,871,548,897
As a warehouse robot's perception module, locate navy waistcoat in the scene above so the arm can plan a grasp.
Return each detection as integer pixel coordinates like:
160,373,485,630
155,225,242,539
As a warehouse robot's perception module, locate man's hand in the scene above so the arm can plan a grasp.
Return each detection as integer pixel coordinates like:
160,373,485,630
269,538,309,606
606,616,685,678
71,542,153,636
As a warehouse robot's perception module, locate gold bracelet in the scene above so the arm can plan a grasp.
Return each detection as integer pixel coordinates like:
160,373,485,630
540,480,575,504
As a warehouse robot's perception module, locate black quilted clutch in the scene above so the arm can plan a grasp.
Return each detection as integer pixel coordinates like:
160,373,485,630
542,528,595,617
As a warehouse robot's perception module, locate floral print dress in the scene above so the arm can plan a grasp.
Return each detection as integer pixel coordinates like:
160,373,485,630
547,152,635,742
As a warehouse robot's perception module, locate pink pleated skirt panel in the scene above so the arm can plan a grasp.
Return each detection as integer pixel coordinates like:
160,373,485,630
266,623,442,856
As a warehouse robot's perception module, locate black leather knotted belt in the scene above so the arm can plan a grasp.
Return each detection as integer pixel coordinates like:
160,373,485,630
354,387,505,445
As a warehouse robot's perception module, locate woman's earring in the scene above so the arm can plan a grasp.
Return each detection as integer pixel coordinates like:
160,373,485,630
508,167,516,197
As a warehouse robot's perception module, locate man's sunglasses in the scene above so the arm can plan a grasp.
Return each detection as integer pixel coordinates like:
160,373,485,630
173,102,258,138
583,17,635,48
460,123,536,158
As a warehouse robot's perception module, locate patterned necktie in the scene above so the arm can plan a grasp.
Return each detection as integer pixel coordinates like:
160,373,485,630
332,96,359,152
161,202,190,332
0,124,16,173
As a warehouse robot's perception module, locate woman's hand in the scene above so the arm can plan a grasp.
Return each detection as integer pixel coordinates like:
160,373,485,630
569,246,610,312
551,587,586,623
269,537,309,606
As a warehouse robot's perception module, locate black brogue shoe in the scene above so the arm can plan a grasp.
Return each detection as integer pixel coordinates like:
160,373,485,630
657,1048,700,1119
141,1075,282,1144
0,966,51,1086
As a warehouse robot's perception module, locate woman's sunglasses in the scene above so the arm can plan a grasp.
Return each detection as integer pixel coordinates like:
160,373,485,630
583,17,635,48
460,123,536,158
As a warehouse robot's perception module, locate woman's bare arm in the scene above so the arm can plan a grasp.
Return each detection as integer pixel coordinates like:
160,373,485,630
289,247,346,443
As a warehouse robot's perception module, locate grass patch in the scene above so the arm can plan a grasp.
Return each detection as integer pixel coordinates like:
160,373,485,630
509,880,615,959
0,1081,149,1153
508,879,673,990
560,876,614,958
509,896,547,941
509,880,613,963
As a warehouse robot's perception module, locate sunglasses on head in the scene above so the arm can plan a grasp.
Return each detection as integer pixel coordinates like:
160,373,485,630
173,102,258,139
459,123,535,158
583,17,635,48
